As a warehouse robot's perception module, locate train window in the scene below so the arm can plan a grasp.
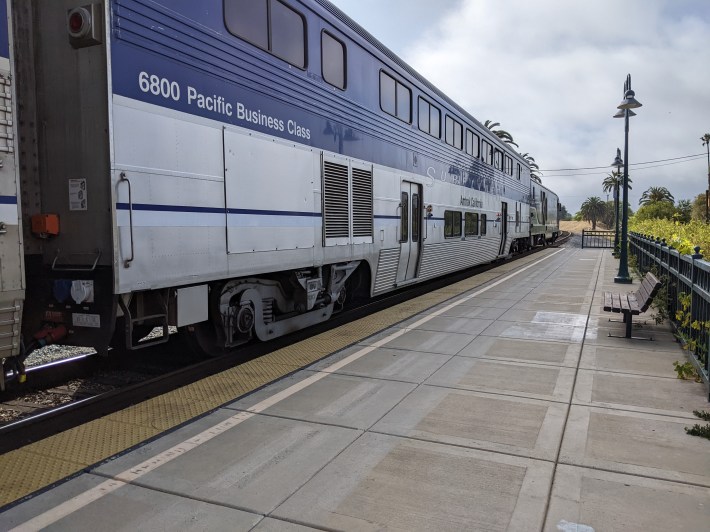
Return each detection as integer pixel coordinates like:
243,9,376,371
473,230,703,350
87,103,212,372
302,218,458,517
465,129,479,157
271,1,306,67
465,212,479,236
418,98,440,138
494,149,502,170
504,155,513,175
412,193,420,241
397,83,411,122
444,210,462,238
517,163,522,180
380,71,411,123
225,0,306,69
322,31,346,89
445,116,462,150
400,191,409,242
481,140,493,165
480,213,487,235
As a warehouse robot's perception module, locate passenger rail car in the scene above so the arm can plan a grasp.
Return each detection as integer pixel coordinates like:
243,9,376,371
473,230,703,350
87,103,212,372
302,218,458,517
4,0,558,369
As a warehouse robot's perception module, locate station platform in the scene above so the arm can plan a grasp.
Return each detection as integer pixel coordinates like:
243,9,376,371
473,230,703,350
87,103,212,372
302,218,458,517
2,246,709,531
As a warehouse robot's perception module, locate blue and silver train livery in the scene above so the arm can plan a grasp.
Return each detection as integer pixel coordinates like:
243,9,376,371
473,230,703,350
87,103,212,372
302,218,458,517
7,0,558,362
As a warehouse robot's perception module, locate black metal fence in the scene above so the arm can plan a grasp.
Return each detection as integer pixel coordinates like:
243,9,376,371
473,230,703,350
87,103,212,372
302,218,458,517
581,230,614,249
630,232,710,398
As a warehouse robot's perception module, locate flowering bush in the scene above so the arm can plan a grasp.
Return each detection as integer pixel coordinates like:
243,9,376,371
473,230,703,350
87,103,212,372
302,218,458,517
630,219,710,257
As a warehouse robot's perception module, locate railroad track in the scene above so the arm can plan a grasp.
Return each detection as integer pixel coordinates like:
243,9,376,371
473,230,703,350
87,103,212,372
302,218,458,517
0,243,561,454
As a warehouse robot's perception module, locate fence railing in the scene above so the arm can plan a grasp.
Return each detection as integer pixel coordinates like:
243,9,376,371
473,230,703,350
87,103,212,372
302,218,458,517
630,232,710,398
581,229,614,249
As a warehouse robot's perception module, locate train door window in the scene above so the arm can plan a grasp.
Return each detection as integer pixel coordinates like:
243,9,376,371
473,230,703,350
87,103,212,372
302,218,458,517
412,193,420,241
515,203,520,228
445,116,462,150
418,98,441,138
380,71,411,123
480,214,487,235
494,149,502,170
465,212,479,236
400,192,409,242
482,140,493,165
322,31,346,89
465,129,479,157
517,163,522,180
225,0,306,69
444,210,462,238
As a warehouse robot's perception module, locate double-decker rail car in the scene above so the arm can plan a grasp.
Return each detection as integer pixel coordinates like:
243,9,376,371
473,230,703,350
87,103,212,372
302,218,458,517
3,0,559,371
0,0,24,386
530,182,560,246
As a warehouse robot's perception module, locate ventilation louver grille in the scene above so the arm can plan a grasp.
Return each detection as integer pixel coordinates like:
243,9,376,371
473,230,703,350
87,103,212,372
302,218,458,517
352,167,373,237
323,161,349,239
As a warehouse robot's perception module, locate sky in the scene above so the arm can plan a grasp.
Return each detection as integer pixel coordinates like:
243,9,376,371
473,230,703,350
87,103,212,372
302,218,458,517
328,0,710,215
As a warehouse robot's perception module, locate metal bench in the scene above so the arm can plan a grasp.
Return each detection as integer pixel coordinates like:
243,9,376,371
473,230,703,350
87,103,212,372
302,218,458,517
603,271,662,339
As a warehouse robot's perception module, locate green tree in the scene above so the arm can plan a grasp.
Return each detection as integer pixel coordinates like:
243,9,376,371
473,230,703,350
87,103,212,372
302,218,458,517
520,152,542,183
580,196,607,229
634,201,677,221
559,204,572,221
484,120,519,148
675,199,692,223
639,186,674,206
691,193,707,221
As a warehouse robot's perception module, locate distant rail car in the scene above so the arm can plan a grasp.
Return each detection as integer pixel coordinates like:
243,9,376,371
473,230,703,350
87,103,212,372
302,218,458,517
2,0,558,383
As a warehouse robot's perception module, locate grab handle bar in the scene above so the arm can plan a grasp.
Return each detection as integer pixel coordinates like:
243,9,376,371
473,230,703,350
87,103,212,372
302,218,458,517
120,172,134,268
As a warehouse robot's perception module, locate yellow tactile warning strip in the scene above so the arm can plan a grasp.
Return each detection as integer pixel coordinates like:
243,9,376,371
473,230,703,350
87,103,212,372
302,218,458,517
0,250,558,507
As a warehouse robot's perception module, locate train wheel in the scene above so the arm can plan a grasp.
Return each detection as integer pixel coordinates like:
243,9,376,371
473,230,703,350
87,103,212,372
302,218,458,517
178,321,231,358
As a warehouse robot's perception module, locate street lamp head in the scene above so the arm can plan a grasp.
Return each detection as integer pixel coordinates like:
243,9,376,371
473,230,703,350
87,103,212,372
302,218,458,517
611,149,623,169
618,89,642,110
613,108,636,119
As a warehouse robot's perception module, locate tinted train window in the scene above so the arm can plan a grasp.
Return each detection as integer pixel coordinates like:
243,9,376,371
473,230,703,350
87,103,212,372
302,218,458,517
225,0,306,69
504,155,513,175
481,140,493,165
481,214,487,235
418,97,440,138
380,71,411,123
517,163,522,180
465,129,479,157
465,212,479,236
400,191,409,242
445,116,462,150
494,149,502,170
322,31,346,89
444,210,462,238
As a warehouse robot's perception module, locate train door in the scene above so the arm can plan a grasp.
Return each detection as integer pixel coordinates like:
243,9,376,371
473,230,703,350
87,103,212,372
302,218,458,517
499,202,508,255
396,181,422,284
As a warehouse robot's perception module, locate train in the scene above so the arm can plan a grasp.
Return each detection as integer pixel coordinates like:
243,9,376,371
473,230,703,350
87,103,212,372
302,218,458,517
0,0,559,386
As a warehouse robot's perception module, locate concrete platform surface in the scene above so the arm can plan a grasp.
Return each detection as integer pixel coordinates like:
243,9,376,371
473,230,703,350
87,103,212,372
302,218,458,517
3,246,710,532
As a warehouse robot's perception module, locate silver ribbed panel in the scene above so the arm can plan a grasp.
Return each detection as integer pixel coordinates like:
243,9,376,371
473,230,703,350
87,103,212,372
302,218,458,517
352,167,373,237
373,248,400,294
323,161,349,239
418,240,500,280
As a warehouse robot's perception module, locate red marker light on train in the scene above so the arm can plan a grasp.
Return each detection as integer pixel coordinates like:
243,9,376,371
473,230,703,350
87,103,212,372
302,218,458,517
67,5,102,48
67,7,91,39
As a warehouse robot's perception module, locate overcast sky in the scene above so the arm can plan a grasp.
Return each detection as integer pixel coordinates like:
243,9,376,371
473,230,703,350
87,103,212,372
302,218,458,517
329,0,710,214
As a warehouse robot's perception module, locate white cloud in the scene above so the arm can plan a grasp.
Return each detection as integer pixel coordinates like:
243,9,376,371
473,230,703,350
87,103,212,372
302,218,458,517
331,0,710,213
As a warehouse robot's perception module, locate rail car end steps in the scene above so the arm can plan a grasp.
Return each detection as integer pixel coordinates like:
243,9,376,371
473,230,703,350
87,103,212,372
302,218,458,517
603,272,662,340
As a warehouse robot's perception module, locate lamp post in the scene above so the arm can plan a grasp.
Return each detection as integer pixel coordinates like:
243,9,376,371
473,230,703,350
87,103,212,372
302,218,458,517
703,134,710,223
613,74,642,284
611,148,623,257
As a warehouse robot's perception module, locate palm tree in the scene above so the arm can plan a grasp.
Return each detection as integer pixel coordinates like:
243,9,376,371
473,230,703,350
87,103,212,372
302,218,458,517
520,152,542,183
580,196,606,230
639,186,674,206
484,120,519,148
